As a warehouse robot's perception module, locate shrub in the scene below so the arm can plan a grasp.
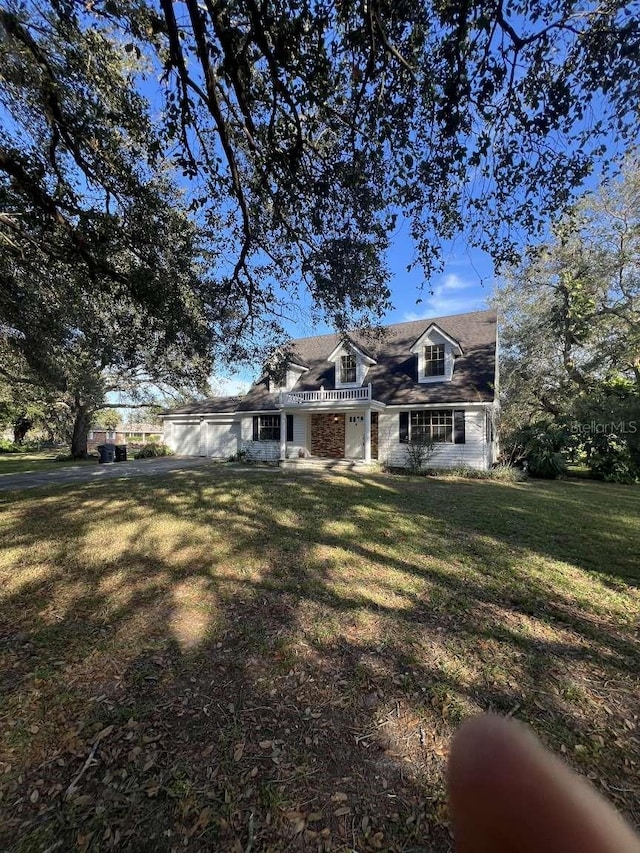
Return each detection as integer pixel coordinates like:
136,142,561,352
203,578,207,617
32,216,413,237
489,463,528,482
512,421,569,479
586,433,638,484
405,436,436,474
439,464,527,482
0,439,21,453
133,442,174,459
446,465,487,479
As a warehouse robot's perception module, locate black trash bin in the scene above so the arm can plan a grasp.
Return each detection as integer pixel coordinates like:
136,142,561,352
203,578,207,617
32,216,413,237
98,443,116,464
115,445,127,462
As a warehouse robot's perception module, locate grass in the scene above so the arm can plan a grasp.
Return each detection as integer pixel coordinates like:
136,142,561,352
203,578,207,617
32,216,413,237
0,468,639,851
0,450,97,476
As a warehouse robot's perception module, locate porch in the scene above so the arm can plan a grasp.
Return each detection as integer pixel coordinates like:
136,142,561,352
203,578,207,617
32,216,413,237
278,456,377,471
273,408,380,463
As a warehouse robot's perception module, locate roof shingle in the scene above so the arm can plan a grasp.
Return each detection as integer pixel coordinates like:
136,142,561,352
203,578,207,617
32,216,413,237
164,309,497,415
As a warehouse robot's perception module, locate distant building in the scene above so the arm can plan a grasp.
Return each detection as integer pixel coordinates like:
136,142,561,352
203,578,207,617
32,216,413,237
87,422,163,449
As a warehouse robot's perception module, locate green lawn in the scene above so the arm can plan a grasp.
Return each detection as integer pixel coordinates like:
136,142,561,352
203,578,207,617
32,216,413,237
0,450,97,476
1,469,638,851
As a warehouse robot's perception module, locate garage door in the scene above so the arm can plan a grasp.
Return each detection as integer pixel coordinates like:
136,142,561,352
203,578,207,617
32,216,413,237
208,423,238,458
171,424,200,456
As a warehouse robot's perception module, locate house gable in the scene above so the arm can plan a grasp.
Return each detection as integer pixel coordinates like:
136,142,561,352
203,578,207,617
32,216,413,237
409,323,463,384
265,361,309,393
326,338,376,388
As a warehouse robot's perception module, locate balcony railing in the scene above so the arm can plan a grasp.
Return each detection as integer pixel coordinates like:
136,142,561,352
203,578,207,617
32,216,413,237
279,384,372,406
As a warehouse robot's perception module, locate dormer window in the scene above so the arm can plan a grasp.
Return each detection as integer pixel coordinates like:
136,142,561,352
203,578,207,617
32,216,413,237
265,357,309,393
340,353,357,384
327,337,377,388
409,323,463,384
424,344,445,377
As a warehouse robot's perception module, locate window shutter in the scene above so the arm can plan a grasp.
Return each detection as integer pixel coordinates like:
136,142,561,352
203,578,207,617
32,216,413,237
286,414,294,442
252,416,259,441
399,412,409,443
454,410,466,444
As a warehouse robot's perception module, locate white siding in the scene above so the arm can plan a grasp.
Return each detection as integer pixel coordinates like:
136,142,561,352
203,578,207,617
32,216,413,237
378,408,488,470
239,413,308,461
241,438,280,462
240,415,281,462
415,329,456,384
356,360,370,385
286,413,308,458
240,416,254,442
332,344,371,389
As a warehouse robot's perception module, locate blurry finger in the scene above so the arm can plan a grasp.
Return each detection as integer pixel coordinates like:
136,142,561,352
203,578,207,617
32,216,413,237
448,714,640,853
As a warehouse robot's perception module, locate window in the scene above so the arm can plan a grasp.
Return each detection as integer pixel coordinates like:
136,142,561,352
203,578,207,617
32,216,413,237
412,410,452,442
340,353,357,383
252,415,293,442
424,344,445,377
253,415,280,441
399,410,465,444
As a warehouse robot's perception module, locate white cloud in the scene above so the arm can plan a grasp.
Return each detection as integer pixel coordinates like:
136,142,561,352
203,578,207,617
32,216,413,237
440,273,471,291
215,376,251,396
402,271,485,321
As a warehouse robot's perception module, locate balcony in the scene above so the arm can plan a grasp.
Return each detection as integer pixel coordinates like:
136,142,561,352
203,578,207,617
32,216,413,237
279,384,372,407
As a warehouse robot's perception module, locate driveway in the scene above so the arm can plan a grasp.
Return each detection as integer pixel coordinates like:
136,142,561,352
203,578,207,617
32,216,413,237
0,456,222,492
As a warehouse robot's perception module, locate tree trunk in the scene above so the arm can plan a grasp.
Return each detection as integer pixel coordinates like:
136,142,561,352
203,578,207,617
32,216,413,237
71,405,91,459
13,417,33,444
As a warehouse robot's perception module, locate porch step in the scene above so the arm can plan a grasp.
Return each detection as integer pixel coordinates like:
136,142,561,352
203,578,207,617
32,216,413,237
279,457,377,471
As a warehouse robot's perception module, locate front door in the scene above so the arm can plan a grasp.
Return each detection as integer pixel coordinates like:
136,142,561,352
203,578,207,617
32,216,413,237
345,414,364,459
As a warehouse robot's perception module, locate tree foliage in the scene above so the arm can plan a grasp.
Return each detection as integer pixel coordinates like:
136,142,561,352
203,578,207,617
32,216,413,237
99,409,122,430
494,161,640,480
0,6,225,454
1,0,639,454
2,0,638,352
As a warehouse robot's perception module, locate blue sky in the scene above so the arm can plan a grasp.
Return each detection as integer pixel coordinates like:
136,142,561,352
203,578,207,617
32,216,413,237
217,230,495,394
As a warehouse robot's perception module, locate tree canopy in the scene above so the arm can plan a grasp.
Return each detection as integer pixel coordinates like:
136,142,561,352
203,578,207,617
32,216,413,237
1,0,639,455
2,0,638,349
493,159,640,480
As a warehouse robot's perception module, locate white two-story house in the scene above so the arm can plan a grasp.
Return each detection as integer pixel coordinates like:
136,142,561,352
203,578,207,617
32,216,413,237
162,309,499,470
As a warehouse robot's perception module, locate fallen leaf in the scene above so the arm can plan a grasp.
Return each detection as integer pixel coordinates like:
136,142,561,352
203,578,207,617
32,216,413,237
93,725,114,744
331,792,348,802
189,807,211,837
233,743,244,762
334,806,351,817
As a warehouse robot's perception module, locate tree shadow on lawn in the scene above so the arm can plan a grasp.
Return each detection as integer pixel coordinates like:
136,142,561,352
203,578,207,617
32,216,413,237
0,469,639,851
